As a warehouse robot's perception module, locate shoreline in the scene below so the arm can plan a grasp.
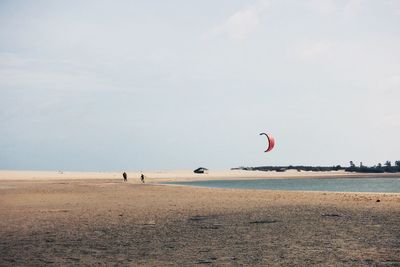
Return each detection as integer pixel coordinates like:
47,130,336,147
1,169,400,183
1,170,399,195
157,179,400,195
155,182,400,195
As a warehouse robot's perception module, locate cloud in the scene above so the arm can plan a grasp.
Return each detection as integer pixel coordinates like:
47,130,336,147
307,0,337,15
342,0,364,18
307,0,364,17
378,73,400,94
288,40,333,62
205,0,269,41
388,0,400,16
0,53,109,92
0,53,32,67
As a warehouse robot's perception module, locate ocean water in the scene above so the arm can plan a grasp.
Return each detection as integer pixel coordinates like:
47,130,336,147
165,178,400,193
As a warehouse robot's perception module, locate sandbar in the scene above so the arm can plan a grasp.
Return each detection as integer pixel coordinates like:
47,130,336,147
0,171,399,266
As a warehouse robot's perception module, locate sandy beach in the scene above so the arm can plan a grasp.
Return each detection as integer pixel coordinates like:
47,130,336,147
1,171,400,266
2,169,400,182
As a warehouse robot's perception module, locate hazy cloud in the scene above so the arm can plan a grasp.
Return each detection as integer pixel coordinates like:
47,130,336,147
307,0,337,15
342,0,364,18
206,0,269,41
0,53,107,92
308,0,364,17
288,41,334,62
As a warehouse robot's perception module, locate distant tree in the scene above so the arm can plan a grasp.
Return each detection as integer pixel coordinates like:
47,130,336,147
360,162,363,167
345,161,357,172
395,161,400,172
334,165,342,171
374,163,384,173
385,161,392,167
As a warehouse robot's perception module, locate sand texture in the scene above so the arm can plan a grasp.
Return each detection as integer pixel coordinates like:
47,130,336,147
2,169,400,182
1,172,400,266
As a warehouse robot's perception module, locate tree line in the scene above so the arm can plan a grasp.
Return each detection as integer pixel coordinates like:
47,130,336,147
346,161,400,173
232,161,400,173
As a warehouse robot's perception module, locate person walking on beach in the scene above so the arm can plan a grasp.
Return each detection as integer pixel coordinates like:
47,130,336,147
123,172,127,182
140,173,145,183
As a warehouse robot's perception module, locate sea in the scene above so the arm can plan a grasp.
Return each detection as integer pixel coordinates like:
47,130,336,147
165,177,400,193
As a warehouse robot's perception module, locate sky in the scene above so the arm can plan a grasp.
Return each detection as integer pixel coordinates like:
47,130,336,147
1,0,399,171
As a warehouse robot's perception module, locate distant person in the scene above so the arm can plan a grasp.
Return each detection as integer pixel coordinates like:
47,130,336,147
123,172,127,182
140,174,145,183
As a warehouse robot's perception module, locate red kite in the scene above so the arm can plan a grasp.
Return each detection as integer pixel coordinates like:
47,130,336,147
259,133,275,153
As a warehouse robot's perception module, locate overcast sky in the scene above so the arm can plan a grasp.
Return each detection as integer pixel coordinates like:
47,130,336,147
1,0,399,171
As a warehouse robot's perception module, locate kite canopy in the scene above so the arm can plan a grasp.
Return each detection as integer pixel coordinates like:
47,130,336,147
259,133,275,153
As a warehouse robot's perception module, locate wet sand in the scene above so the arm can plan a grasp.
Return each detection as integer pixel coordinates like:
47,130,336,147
2,169,400,182
1,172,400,266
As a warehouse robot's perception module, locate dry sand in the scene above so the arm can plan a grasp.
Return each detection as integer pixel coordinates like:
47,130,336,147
1,171,400,266
2,169,400,182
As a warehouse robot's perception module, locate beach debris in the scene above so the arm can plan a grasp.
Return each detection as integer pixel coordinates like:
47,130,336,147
259,132,275,153
40,209,70,213
67,257,80,262
195,257,217,264
189,215,209,221
0,185,16,189
322,213,341,217
136,221,156,226
194,167,209,174
3,258,16,263
195,259,213,264
362,259,374,265
250,219,279,224
376,199,381,202
219,256,237,261
199,224,221,229
379,260,400,265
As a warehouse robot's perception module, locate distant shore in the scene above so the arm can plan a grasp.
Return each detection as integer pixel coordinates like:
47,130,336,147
1,169,400,183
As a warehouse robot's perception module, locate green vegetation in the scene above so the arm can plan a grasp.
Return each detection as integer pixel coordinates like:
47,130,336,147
345,161,400,173
232,161,400,173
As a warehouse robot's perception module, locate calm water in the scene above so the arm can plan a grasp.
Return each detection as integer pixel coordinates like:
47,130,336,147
166,178,400,193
